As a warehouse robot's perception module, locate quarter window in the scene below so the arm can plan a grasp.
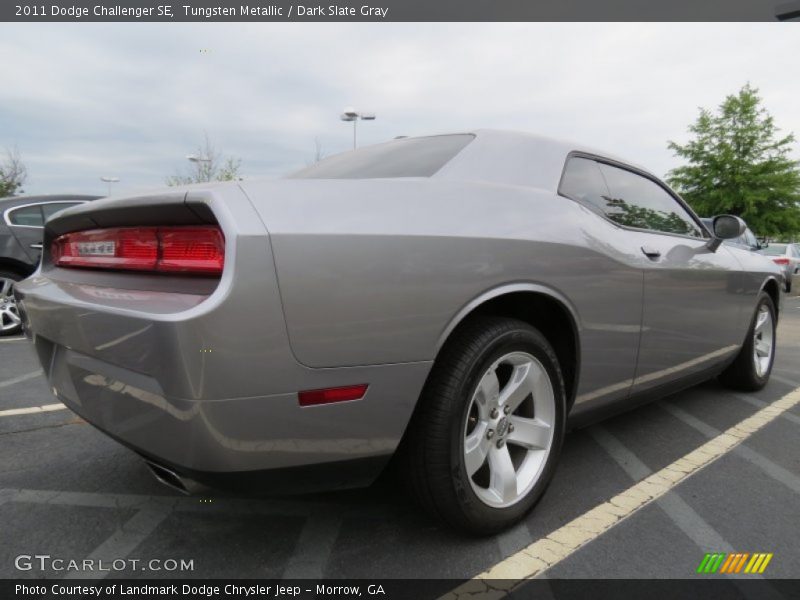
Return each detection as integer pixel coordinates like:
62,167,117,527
7,205,44,227
560,156,703,238
42,202,82,220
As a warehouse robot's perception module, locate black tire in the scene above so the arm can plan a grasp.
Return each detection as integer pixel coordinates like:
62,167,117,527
0,270,23,337
718,292,777,392
786,279,792,294
400,316,566,534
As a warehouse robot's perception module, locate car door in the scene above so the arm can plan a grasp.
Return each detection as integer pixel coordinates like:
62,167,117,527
592,162,746,394
4,203,45,262
5,201,84,264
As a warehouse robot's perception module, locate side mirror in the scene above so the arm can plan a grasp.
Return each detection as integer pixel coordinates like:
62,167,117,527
706,215,747,252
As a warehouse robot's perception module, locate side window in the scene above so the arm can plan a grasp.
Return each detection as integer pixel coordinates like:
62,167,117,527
558,157,611,215
7,205,44,227
42,202,82,220
596,164,703,238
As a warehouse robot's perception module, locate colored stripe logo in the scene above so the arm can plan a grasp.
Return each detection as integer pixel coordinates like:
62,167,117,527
697,552,773,574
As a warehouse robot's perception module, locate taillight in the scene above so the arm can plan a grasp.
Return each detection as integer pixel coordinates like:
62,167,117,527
51,226,224,275
772,257,790,266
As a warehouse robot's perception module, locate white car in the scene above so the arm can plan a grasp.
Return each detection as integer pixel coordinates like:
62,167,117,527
759,243,800,293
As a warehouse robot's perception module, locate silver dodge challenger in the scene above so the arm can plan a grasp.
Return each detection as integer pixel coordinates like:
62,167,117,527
15,130,782,533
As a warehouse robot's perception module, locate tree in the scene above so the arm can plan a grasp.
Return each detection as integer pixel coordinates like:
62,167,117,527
0,146,27,197
167,134,242,186
308,137,326,165
667,84,800,238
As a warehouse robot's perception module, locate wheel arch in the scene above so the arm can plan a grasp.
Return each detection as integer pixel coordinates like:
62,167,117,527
760,276,781,321
0,257,33,279
435,283,582,410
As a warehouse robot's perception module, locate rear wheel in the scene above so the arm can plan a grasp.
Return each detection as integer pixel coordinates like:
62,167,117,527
401,317,566,534
0,271,23,336
719,292,776,392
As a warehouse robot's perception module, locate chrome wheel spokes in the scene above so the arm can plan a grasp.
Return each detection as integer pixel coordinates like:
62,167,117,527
463,351,555,508
752,305,774,378
0,278,21,333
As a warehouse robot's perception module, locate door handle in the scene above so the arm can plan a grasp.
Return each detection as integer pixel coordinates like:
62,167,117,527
30,243,43,250
641,246,661,260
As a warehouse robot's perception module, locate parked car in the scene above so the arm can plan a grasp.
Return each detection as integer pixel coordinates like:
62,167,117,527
14,131,783,533
758,242,800,293
1,194,100,335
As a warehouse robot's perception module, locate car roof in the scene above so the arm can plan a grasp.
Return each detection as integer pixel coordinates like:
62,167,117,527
435,129,655,191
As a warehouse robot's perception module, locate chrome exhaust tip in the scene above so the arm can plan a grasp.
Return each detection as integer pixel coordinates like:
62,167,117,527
145,461,206,495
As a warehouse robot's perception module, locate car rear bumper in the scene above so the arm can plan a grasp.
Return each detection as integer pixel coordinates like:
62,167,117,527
17,288,430,488
36,335,428,489
13,186,432,490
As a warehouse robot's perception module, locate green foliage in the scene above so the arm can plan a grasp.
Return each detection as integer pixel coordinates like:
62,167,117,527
604,197,698,237
667,84,800,238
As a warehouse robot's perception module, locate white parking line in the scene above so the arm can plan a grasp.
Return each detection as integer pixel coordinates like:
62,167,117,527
772,373,800,388
63,502,173,580
442,385,800,598
282,515,342,579
0,370,42,390
589,426,738,554
0,403,66,418
732,393,800,427
0,336,26,343
662,401,800,496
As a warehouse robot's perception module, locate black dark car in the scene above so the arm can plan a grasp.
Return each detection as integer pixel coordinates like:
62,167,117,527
1,194,100,335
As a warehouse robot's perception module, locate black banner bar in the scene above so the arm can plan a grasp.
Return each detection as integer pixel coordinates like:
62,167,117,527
4,579,800,600
2,0,798,22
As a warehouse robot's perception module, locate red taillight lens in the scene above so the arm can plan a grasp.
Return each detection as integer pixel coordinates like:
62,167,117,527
298,384,369,407
51,226,224,275
159,228,225,274
772,257,790,265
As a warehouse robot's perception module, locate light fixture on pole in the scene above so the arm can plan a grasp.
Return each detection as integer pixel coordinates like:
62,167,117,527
340,108,376,149
100,176,119,196
186,154,211,163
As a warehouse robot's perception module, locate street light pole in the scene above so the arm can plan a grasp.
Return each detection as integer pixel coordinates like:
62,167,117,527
340,108,376,149
99,176,119,196
186,154,213,182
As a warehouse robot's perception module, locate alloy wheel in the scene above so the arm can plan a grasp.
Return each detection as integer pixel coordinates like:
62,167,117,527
752,305,774,378
463,351,556,508
0,277,22,334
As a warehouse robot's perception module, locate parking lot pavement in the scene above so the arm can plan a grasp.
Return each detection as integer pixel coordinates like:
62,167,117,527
0,296,798,584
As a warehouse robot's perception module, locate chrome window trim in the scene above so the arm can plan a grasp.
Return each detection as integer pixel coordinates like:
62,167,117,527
3,201,87,229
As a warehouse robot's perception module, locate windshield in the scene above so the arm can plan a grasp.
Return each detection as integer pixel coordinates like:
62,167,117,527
289,134,474,179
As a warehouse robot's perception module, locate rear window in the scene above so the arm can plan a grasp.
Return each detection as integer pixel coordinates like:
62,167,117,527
289,134,474,179
760,244,787,256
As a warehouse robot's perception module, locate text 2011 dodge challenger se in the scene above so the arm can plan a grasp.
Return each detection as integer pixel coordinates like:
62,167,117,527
14,130,782,533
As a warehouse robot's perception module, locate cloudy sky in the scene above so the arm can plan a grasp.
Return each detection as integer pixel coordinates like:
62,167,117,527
1,23,799,196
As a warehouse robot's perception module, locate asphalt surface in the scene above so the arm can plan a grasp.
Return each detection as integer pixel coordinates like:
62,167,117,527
0,295,798,583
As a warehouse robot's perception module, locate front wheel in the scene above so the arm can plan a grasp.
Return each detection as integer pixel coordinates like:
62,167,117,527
401,317,566,534
0,271,23,337
719,292,777,392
